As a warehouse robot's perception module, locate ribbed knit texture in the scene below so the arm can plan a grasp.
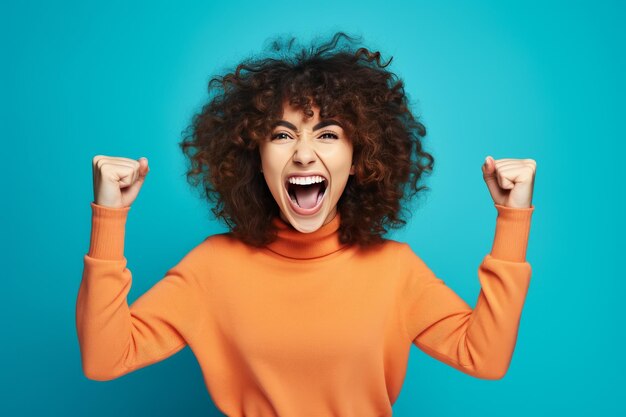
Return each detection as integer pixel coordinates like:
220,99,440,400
491,204,533,261
77,202,534,417
88,202,129,260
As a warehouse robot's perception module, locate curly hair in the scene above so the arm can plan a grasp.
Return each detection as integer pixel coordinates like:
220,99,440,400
179,31,434,247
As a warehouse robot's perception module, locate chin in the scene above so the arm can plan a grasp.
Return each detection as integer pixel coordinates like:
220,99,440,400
289,216,326,233
281,204,328,233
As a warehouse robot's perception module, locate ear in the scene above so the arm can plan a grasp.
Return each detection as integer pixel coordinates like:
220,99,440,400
349,164,355,175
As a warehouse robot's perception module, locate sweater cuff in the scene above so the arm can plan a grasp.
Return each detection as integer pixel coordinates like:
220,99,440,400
490,203,534,262
87,202,130,260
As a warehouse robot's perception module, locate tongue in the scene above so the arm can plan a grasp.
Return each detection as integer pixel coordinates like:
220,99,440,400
294,183,323,209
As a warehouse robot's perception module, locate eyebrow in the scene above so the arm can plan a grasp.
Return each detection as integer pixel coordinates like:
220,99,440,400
273,119,344,132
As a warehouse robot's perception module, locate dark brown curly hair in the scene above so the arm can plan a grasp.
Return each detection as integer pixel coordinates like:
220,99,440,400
179,32,434,247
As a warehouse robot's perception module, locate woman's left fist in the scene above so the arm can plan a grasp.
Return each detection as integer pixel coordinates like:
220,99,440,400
482,156,536,209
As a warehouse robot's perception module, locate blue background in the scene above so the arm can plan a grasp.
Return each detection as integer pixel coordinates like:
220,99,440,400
2,0,624,415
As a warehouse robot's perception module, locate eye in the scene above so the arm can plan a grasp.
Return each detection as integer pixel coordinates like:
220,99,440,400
319,132,339,139
271,132,292,140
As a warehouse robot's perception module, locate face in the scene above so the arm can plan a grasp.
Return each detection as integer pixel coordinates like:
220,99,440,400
259,102,355,233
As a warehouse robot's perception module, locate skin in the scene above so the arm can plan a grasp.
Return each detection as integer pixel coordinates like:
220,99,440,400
482,156,536,209
258,101,355,233
92,155,150,208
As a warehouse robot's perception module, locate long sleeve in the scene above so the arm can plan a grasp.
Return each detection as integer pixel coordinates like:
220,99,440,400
404,203,534,380
76,202,205,381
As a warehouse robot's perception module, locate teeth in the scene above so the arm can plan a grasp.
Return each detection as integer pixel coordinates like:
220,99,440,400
287,175,325,185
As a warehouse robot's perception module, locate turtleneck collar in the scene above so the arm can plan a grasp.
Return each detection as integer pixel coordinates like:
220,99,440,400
265,213,347,259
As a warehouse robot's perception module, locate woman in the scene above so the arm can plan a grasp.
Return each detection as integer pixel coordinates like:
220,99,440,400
77,32,536,416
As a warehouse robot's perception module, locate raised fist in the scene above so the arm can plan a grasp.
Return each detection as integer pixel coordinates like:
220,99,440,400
92,155,150,208
482,156,536,209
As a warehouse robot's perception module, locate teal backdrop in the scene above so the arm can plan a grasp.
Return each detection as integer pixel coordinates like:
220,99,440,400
2,0,624,415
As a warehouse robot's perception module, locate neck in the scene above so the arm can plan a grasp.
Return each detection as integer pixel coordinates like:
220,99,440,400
266,212,346,259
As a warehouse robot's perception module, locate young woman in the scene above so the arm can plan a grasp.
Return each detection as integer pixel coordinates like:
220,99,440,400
77,32,536,416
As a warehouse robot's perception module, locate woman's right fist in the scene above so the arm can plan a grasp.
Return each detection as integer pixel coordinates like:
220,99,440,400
92,155,150,208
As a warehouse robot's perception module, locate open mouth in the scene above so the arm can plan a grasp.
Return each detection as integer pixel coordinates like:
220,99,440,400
284,177,328,212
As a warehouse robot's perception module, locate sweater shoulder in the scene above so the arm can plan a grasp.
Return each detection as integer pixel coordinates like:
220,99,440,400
203,232,256,254
373,238,411,257
373,238,432,275
193,232,250,255
374,238,415,257
168,232,244,270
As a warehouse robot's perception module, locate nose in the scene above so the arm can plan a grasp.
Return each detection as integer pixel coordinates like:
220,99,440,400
292,138,317,166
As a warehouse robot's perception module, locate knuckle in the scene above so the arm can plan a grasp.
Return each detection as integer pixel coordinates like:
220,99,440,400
92,155,106,166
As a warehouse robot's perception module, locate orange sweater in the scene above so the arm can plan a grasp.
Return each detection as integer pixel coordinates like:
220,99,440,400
76,202,534,417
